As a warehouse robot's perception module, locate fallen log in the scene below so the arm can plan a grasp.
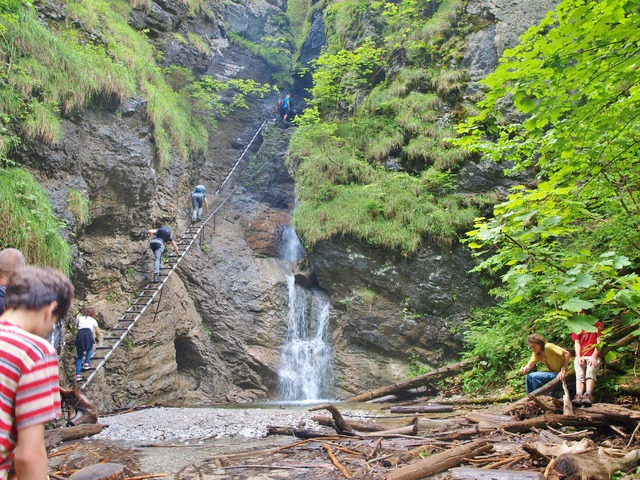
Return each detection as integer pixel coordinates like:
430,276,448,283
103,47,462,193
361,423,418,438
266,426,333,438
311,415,386,432
309,404,358,436
45,424,105,449
465,411,513,428
381,439,493,480
68,463,125,480
449,467,544,479
346,358,478,403
430,413,608,440
390,405,453,414
546,448,640,479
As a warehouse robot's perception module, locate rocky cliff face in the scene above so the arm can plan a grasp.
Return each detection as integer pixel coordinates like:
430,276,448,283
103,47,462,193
18,0,561,408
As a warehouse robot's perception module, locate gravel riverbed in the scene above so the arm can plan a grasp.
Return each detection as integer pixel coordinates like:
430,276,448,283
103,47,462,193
92,405,325,444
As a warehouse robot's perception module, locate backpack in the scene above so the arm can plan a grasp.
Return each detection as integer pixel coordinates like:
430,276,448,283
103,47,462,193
194,185,206,194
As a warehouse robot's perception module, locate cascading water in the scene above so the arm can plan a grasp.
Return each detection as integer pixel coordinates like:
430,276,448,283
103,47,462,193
277,226,333,402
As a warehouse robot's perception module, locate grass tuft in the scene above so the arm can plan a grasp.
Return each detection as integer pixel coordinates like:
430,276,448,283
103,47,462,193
0,168,72,274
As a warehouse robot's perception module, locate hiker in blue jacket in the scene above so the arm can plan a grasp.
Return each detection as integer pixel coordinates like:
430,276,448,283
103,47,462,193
147,225,180,283
281,94,291,121
190,184,209,222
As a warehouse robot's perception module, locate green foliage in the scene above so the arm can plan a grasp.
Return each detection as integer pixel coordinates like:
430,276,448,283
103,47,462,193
289,0,477,252
201,322,212,337
67,188,90,228
456,0,640,331
461,302,550,393
228,32,292,74
291,109,477,252
408,354,431,377
285,0,311,52
0,168,72,274
0,1,271,169
311,38,384,115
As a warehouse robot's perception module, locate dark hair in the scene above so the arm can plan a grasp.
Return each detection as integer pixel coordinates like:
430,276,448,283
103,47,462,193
527,333,547,349
82,306,96,317
5,266,74,320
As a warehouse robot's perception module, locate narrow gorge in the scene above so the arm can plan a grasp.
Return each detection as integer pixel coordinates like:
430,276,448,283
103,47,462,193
4,0,560,409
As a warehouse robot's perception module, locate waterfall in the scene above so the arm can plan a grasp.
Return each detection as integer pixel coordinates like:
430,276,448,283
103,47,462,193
277,226,333,402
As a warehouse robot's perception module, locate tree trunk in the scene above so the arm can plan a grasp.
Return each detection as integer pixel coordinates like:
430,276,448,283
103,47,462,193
45,424,104,449
361,424,418,437
346,358,478,403
390,405,453,414
381,440,492,480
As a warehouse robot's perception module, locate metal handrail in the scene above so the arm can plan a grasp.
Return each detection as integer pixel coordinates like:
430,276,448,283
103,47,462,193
81,121,268,390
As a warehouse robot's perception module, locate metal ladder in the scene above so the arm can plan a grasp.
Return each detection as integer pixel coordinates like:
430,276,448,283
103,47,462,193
80,121,267,390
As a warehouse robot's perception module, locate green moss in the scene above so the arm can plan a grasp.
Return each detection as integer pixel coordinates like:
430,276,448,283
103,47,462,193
0,168,72,275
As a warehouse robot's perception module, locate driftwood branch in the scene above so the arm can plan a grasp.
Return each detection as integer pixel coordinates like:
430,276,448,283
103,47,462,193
322,443,351,478
309,404,358,436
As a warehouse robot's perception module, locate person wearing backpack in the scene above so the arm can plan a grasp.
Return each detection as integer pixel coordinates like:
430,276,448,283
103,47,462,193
190,184,209,223
147,225,180,283
281,94,291,121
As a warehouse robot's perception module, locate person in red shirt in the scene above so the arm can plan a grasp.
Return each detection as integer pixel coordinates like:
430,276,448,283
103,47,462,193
0,266,73,479
571,311,604,407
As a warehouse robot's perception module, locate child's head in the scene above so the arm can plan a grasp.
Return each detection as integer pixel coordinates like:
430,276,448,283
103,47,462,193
0,248,25,284
4,266,74,336
82,306,96,317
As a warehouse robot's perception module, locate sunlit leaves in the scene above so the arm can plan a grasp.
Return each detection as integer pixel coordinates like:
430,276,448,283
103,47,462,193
457,0,640,330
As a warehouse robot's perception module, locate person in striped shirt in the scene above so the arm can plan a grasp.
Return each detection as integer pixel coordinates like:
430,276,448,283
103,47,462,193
0,266,74,480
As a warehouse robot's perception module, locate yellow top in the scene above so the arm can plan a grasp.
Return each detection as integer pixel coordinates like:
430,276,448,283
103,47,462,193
530,342,568,372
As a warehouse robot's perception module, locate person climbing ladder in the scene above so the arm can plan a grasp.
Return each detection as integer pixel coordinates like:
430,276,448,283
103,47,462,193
147,225,180,283
190,184,209,223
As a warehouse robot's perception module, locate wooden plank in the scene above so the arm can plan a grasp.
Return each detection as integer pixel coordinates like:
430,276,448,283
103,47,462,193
449,467,544,479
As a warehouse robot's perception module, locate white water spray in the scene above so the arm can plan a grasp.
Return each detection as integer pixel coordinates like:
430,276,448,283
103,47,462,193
277,227,333,401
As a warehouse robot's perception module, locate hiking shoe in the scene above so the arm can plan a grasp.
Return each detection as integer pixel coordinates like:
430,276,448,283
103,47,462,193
82,363,95,371
581,392,593,407
572,393,583,407
153,273,159,283
76,375,82,381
